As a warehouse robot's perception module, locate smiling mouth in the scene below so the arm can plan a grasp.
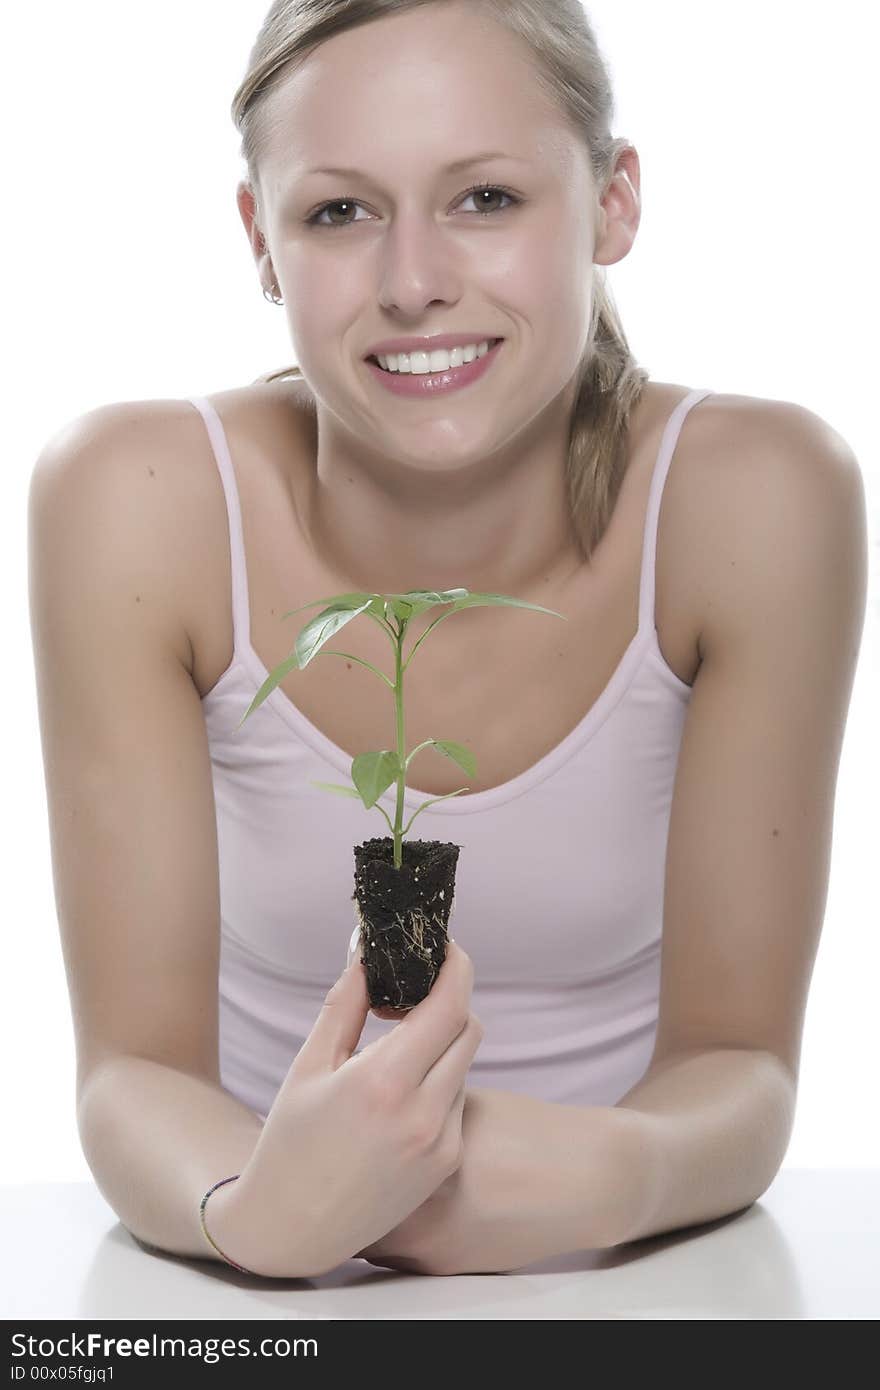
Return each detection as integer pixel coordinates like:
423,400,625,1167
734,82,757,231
366,339,504,371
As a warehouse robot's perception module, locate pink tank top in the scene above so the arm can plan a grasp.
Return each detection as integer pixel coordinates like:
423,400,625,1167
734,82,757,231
188,387,713,1117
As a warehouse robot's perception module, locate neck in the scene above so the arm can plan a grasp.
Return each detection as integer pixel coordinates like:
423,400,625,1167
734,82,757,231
301,379,586,599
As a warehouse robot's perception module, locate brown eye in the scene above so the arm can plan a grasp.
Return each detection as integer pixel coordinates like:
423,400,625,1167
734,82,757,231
460,185,516,215
310,199,363,228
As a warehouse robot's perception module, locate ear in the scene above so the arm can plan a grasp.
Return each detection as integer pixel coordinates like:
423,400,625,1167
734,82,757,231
593,144,641,269
236,179,273,279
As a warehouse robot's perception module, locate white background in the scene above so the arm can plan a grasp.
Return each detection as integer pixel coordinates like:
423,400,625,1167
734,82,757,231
4,1,878,1181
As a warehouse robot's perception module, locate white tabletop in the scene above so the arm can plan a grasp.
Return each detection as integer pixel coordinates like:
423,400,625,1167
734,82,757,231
2,1172,878,1320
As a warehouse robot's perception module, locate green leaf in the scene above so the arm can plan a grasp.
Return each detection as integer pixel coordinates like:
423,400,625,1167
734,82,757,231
388,597,414,623
291,595,385,670
445,591,568,621
309,781,363,798
383,590,469,603
237,594,388,727
382,588,469,621
351,750,402,808
379,586,567,622
426,739,477,778
279,592,379,622
236,652,301,728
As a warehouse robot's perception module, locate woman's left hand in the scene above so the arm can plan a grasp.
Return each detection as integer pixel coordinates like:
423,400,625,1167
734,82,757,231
353,1086,629,1275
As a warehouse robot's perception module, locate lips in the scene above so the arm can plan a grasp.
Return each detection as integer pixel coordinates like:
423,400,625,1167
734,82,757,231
367,338,503,368
364,337,504,396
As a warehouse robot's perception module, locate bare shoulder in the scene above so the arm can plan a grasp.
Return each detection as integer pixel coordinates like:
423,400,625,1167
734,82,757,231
30,395,230,675
31,380,318,677
665,389,864,661
677,387,859,471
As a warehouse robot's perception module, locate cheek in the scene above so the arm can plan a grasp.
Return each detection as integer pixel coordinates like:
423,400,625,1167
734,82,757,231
543,251,595,364
514,262,594,381
282,271,356,359
491,221,591,325
281,235,354,292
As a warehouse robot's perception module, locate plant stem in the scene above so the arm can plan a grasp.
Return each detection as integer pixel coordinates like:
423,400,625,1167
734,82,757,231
392,623,406,868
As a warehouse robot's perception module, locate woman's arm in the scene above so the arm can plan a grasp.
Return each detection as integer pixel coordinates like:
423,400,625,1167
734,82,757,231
28,404,267,1269
77,1055,263,1262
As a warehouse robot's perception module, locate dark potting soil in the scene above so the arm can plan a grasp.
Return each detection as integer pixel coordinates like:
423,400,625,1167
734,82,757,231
351,837,462,1013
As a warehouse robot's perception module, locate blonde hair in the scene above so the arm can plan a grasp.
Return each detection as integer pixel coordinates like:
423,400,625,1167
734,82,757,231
231,0,650,564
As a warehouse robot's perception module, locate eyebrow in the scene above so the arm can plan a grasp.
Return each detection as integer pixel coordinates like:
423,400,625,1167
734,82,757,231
301,152,529,180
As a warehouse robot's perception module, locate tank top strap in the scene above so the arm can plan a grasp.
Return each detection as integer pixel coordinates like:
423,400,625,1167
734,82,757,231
186,396,252,659
637,387,714,634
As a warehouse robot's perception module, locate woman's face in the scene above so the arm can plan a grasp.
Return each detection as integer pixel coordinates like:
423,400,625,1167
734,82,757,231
242,2,634,470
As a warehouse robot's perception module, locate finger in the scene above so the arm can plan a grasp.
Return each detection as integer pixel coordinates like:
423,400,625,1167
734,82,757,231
367,937,462,1023
381,941,475,1089
290,960,370,1079
419,1018,483,1113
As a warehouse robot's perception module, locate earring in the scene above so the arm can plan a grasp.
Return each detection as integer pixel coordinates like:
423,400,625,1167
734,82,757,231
262,281,284,305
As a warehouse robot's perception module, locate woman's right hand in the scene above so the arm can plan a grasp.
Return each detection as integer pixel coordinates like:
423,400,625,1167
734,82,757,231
206,941,483,1278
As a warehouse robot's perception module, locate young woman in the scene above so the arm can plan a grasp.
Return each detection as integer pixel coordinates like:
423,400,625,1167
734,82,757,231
28,0,867,1279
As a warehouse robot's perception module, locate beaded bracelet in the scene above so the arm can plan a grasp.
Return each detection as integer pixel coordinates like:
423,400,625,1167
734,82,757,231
199,1175,256,1274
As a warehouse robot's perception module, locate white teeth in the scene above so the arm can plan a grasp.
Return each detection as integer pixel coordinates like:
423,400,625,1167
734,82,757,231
376,339,495,373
